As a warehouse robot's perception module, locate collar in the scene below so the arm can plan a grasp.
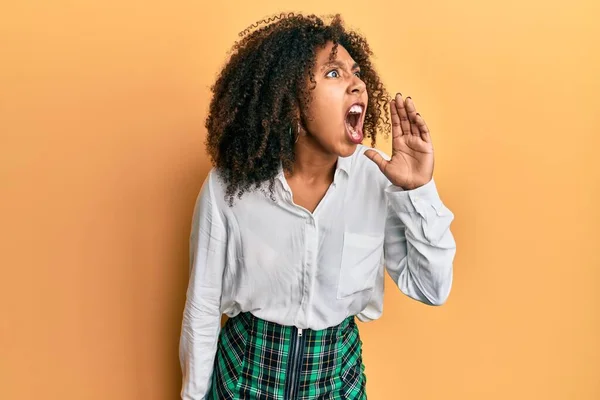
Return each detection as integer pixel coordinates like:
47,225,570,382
336,154,352,175
275,154,352,185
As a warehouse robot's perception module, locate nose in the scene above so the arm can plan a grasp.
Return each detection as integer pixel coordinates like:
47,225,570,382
348,75,366,95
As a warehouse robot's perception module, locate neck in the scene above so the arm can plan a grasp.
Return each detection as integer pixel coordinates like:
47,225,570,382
287,137,337,184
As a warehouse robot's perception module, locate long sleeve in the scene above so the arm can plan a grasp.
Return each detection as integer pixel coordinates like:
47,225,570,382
179,173,228,399
383,178,456,305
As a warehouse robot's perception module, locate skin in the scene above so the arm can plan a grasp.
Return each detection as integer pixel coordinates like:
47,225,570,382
286,41,435,213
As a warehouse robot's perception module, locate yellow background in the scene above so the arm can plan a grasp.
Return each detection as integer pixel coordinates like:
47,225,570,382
2,0,598,399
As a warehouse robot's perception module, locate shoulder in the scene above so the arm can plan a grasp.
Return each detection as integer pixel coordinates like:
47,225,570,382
205,168,227,199
199,167,272,215
193,168,229,218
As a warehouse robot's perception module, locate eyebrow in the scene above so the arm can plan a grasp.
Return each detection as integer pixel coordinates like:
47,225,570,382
320,60,360,71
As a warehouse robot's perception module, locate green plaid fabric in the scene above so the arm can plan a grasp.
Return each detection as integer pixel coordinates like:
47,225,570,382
207,312,367,399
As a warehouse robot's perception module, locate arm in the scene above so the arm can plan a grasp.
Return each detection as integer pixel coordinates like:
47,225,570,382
179,172,227,399
383,178,456,305
363,93,456,304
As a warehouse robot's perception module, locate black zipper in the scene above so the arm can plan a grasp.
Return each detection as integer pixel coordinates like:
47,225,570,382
285,327,305,399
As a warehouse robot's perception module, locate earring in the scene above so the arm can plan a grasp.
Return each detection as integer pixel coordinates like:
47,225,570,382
293,121,301,144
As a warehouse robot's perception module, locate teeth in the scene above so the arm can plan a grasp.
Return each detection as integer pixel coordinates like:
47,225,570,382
348,125,361,140
347,123,359,137
348,104,363,114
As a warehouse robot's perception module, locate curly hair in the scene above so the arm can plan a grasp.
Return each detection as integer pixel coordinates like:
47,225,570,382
204,12,391,205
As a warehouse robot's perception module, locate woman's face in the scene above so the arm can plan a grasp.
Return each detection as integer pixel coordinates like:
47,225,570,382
300,41,368,157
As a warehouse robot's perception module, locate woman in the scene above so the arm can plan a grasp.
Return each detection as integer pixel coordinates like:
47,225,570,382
179,13,456,400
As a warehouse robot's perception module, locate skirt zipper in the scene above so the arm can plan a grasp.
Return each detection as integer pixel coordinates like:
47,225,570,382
286,327,304,399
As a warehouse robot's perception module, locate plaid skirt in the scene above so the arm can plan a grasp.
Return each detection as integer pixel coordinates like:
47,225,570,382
207,311,367,399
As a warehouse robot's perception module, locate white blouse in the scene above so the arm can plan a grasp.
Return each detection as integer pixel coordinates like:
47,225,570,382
179,144,456,399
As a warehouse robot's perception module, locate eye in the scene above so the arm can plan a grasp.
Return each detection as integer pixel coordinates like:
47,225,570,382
325,69,340,78
354,70,362,78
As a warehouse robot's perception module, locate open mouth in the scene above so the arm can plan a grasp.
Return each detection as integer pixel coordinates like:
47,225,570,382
345,103,364,144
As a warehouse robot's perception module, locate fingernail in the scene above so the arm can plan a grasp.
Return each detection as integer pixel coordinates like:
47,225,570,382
406,96,412,100
396,92,402,97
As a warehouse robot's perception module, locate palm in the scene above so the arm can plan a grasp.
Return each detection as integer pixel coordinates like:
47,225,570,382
365,94,434,190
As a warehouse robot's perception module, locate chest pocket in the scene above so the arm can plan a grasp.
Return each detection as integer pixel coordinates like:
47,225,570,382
337,232,385,299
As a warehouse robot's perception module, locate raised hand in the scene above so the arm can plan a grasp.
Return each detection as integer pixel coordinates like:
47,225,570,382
364,93,434,190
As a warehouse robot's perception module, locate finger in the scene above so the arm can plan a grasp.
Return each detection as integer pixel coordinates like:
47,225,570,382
389,99,403,141
364,149,389,173
415,113,432,143
405,97,420,136
395,93,411,136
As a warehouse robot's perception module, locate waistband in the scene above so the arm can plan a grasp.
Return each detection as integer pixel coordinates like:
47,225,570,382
227,312,356,338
